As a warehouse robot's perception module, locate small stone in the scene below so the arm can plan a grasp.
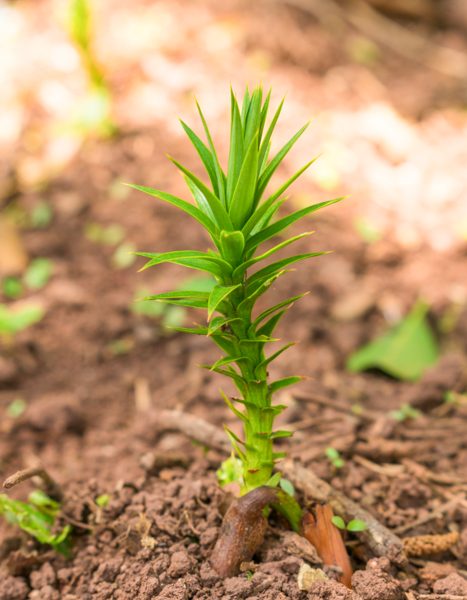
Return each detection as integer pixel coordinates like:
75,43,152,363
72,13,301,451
297,563,328,591
0,577,29,600
433,572,467,595
168,550,193,578
352,568,404,600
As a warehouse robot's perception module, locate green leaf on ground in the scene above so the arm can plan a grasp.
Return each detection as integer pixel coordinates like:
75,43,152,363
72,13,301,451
0,303,45,336
24,258,53,290
346,301,439,381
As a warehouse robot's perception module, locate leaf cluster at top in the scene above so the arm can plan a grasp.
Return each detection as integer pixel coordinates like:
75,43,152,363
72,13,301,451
128,87,342,329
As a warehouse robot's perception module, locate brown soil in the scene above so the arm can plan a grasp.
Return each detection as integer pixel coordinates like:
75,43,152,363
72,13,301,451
1,0,467,598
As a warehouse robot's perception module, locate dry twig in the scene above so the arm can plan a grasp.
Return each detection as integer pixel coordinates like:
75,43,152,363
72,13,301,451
281,459,406,564
3,466,63,501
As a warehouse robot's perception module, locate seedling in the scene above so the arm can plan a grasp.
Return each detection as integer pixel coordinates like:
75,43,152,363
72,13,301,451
325,447,345,469
0,491,71,555
131,87,340,492
130,87,342,570
6,398,27,419
331,515,368,533
24,258,53,290
389,403,420,422
66,0,116,137
2,277,23,299
0,303,44,344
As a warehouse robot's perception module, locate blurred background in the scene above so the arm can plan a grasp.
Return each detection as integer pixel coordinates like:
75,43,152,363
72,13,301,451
1,0,467,483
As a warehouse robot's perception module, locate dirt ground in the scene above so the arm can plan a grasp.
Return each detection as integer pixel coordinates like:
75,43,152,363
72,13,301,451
1,0,467,598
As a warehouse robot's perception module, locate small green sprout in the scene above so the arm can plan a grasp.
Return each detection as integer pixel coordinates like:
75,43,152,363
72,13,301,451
130,87,341,525
331,515,367,532
67,0,116,137
389,403,421,422
0,491,71,555
30,202,53,229
217,454,243,487
279,478,295,497
325,447,345,469
95,494,110,508
2,277,23,299
112,242,136,269
24,258,53,290
85,222,125,245
6,398,27,419
0,303,44,343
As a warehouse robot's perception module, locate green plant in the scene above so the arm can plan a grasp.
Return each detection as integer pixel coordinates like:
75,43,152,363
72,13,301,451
130,87,341,499
331,515,367,533
0,491,71,554
390,403,420,422
0,303,44,343
325,447,345,469
67,0,116,137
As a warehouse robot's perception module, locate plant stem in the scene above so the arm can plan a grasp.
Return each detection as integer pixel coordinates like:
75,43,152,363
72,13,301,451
226,282,274,494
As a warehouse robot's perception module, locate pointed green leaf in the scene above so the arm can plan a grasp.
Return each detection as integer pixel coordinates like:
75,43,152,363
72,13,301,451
169,158,232,230
256,122,309,201
254,293,308,327
269,376,303,394
185,176,216,222
180,120,219,196
221,390,247,422
234,232,313,277
247,253,326,288
269,430,293,439
265,472,282,487
227,90,244,202
209,355,250,371
196,101,226,206
255,343,294,374
256,310,286,338
169,326,208,335
258,89,271,143
240,86,251,126
208,284,241,318
246,197,344,253
143,289,209,309
137,250,231,278
259,98,284,172
229,135,259,229
238,271,286,314
126,184,218,238
244,87,262,148
224,426,246,461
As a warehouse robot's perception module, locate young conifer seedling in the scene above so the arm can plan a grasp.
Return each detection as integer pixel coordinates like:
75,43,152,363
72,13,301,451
129,87,342,572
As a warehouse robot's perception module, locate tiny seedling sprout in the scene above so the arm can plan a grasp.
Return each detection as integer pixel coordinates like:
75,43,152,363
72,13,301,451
130,87,342,507
331,515,368,533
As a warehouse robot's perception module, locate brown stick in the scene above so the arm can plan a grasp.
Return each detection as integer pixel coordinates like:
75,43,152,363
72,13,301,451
3,466,63,501
157,409,230,453
281,459,406,565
